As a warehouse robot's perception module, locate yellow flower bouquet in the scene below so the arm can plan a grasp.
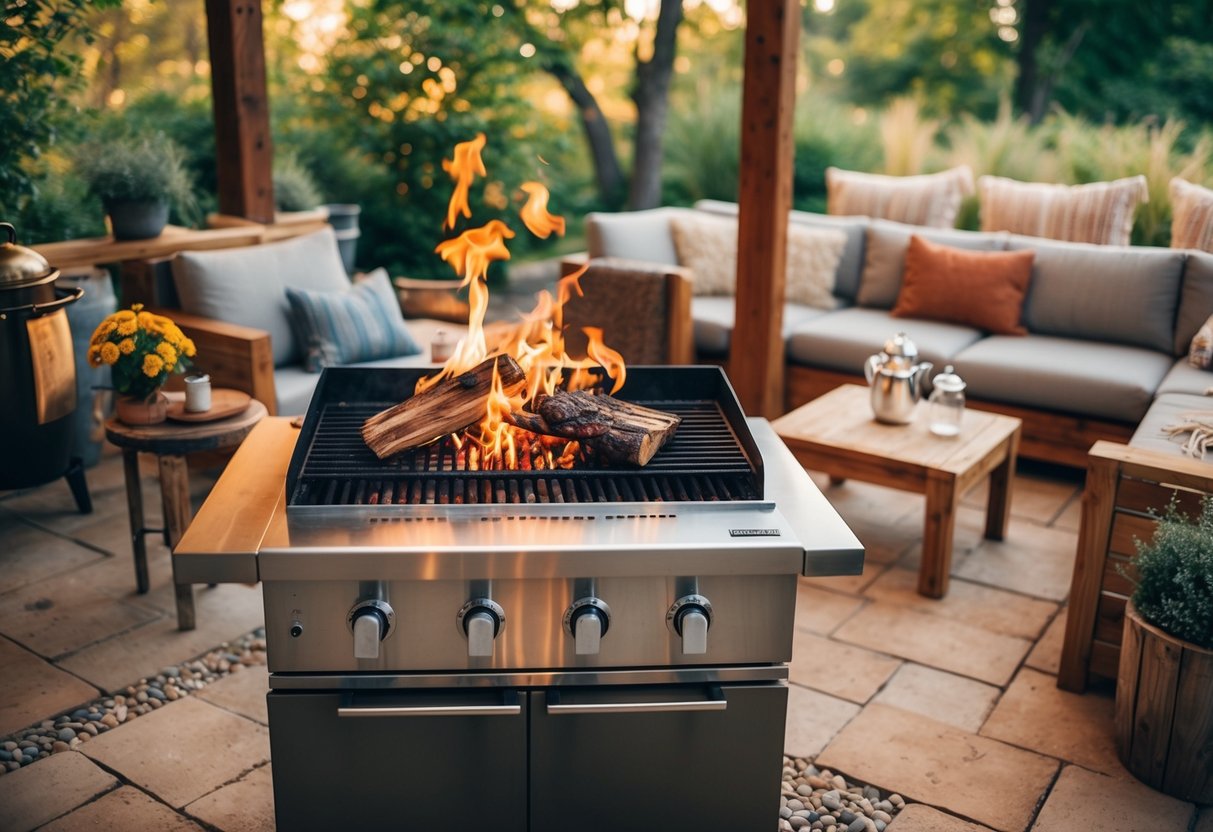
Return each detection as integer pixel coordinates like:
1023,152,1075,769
88,304,197,401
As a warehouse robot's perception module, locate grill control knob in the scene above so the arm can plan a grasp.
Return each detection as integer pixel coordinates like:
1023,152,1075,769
668,595,713,656
458,599,505,658
568,601,611,656
348,600,395,661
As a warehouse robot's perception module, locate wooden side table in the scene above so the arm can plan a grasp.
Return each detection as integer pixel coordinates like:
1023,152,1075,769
773,385,1022,598
105,398,267,630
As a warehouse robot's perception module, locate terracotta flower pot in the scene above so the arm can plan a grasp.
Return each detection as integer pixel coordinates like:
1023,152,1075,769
115,391,168,426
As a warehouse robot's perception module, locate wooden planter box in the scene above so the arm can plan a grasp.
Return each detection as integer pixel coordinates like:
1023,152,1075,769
1115,600,1213,803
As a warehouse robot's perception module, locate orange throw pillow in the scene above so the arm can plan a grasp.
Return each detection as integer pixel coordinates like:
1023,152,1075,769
892,235,1035,335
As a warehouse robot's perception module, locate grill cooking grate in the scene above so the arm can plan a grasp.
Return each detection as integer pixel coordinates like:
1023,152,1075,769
290,400,759,506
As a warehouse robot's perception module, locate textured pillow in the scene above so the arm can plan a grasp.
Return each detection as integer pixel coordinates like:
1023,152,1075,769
172,227,350,367
978,174,1148,246
892,235,1034,335
669,214,844,307
826,166,975,228
857,220,1008,309
1171,177,1213,252
1190,314,1213,370
286,268,420,372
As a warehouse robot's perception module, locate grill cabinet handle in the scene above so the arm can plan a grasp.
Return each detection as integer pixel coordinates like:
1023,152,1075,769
338,703,521,718
546,687,726,715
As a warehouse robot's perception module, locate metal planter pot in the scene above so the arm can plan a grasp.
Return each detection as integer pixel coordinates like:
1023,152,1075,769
105,199,169,241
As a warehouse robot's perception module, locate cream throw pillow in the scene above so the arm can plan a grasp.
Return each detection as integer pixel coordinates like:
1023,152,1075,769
978,174,1148,246
1171,177,1213,252
669,214,845,308
825,166,975,228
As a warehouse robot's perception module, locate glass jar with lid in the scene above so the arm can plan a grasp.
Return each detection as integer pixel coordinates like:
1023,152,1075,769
928,365,965,437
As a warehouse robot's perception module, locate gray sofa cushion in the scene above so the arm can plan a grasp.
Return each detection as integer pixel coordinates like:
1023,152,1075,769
585,207,699,266
1175,250,1213,356
953,335,1173,422
691,296,830,356
172,228,350,367
1130,393,1213,456
275,318,467,415
1007,235,1186,354
1155,358,1213,396
694,200,870,303
786,307,983,374
856,220,1008,309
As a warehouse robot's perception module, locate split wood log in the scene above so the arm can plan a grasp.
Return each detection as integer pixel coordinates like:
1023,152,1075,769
362,355,526,459
506,390,680,466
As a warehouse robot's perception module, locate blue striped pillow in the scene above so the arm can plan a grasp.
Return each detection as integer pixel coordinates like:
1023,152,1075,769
286,268,421,372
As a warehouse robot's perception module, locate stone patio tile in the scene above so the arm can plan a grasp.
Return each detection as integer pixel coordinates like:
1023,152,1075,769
0,564,161,659
816,477,926,523
784,683,860,759
0,510,106,593
980,667,1119,775
790,630,901,703
960,470,1081,526
872,663,1000,734
805,561,889,596
7,470,145,539
40,786,206,831
817,704,1058,832
0,636,99,736
833,602,1031,686
185,763,275,832
1051,496,1082,532
1025,609,1067,675
832,512,922,565
0,751,118,832
82,697,270,808
863,566,1057,641
950,508,1078,602
795,580,864,635
58,582,264,692
196,664,269,725
887,804,996,831
1031,765,1195,832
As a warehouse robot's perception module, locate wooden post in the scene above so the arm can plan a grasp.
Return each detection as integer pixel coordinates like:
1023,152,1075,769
205,0,275,223
730,0,800,417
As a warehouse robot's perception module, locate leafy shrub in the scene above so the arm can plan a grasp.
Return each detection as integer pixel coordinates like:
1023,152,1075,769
75,133,197,220
1126,497,1213,649
662,93,741,205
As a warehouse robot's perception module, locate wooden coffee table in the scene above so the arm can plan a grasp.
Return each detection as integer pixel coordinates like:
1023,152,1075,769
772,384,1022,598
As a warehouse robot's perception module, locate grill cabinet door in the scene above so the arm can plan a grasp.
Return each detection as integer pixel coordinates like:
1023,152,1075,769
528,682,787,832
268,689,527,831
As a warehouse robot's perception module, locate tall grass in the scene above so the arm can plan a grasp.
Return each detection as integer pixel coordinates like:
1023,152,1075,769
662,92,742,205
880,98,939,176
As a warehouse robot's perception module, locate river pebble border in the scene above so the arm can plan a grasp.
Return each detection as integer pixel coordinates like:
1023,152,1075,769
0,628,267,775
780,757,904,832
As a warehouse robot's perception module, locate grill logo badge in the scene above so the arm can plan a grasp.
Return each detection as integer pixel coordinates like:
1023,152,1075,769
729,528,781,537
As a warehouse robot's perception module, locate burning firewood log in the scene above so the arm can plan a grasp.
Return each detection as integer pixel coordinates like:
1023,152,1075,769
506,390,680,466
362,355,525,459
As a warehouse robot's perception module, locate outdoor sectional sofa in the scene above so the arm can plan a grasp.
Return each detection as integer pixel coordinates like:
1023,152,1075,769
578,199,1213,467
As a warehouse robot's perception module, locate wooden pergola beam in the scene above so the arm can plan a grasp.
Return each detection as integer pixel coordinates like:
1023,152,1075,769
205,0,275,223
730,0,800,417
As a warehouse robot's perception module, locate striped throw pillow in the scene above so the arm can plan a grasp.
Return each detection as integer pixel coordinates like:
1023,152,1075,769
1171,177,1213,252
978,175,1148,246
826,166,975,228
286,268,421,372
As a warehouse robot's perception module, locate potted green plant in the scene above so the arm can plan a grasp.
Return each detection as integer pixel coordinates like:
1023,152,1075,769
76,134,196,240
1116,496,1213,803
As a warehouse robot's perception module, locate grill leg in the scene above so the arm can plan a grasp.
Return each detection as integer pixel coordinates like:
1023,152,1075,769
64,457,92,514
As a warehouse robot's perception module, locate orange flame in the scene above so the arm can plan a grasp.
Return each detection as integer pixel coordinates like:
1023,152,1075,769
442,132,487,231
419,138,626,469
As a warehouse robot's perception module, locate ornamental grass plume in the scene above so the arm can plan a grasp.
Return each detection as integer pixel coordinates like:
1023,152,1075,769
87,304,196,400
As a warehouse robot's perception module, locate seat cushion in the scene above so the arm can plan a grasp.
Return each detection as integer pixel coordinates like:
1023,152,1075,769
892,236,1035,335
1170,177,1213,252
274,318,467,415
172,228,350,367
1155,358,1213,397
953,335,1173,422
1130,393,1213,456
826,165,974,228
691,297,830,357
694,200,870,303
979,174,1148,246
1176,251,1213,356
1008,235,1185,354
585,207,699,266
856,220,1007,309
786,307,983,374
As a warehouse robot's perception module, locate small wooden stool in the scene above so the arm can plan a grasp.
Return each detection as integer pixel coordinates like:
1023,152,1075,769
105,398,267,630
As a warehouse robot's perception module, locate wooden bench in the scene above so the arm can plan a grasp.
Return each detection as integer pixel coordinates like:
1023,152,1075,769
1057,441,1213,692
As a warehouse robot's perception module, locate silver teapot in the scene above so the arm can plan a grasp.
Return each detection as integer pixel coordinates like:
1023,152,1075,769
864,332,933,425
